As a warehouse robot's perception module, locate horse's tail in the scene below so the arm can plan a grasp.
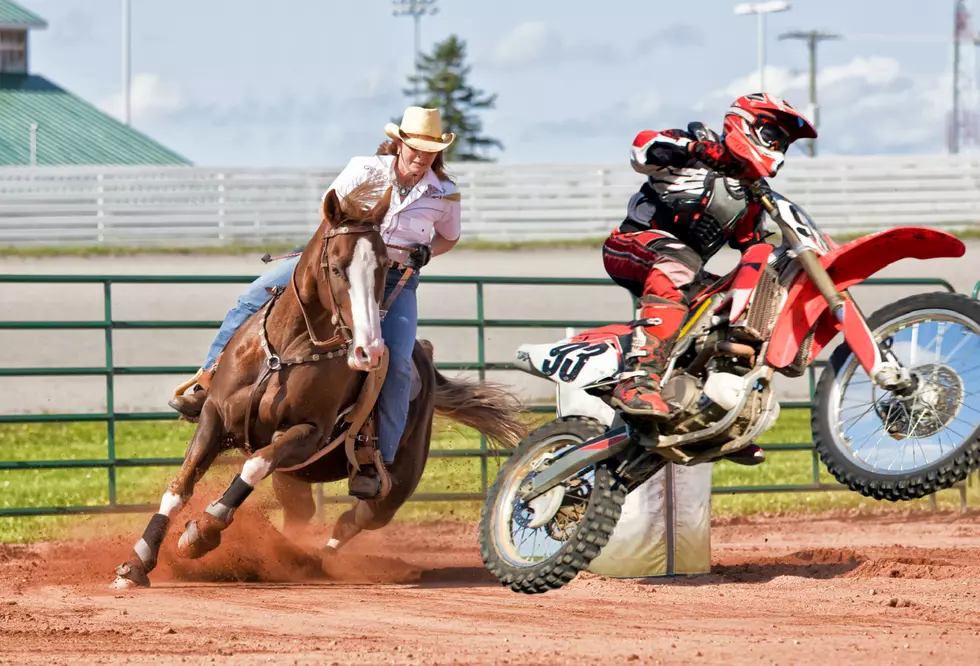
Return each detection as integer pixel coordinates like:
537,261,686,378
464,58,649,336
432,368,528,451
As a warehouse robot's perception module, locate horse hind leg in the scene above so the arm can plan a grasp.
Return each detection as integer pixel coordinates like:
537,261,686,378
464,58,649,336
272,471,316,540
112,402,225,589
324,408,432,555
177,423,320,560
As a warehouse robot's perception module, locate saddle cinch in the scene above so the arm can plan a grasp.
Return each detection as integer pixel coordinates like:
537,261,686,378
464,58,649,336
276,342,428,499
275,348,394,500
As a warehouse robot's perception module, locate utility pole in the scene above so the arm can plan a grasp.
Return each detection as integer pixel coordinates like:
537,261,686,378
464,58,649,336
392,0,439,105
778,30,840,156
734,2,791,91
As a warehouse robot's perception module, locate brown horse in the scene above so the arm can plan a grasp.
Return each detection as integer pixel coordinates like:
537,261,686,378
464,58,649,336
112,181,526,588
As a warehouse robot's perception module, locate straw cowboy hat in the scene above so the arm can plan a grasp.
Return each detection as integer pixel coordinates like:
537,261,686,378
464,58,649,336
384,106,455,152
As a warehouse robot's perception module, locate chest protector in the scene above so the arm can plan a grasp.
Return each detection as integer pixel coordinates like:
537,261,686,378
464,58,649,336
661,171,750,257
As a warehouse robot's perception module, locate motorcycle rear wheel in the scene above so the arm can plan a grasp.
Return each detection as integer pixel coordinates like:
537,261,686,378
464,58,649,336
478,416,627,594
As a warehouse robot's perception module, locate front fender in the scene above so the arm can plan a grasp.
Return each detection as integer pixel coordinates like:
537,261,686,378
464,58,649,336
766,227,965,368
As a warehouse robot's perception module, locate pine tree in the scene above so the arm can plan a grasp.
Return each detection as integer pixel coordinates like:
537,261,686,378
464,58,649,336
405,35,503,162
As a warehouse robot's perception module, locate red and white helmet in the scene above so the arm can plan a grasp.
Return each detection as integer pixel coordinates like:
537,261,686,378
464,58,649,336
722,93,817,178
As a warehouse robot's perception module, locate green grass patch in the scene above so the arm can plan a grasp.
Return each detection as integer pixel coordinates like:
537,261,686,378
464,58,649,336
0,410,976,543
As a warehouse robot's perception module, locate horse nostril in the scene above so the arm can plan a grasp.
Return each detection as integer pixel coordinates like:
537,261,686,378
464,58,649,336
354,346,370,364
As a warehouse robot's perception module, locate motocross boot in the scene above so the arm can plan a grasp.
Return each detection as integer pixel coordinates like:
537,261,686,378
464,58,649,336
610,295,689,419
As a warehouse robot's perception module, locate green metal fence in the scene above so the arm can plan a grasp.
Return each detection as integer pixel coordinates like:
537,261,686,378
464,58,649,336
0,273,963,518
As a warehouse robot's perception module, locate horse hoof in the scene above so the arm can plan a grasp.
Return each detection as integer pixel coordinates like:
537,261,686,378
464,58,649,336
177,520,221,559
111,562,150,589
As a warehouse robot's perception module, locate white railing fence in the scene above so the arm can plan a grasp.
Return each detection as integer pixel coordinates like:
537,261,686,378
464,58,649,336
1,155,979,246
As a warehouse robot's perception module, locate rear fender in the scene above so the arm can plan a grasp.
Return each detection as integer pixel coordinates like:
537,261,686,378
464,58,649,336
766,227,965,369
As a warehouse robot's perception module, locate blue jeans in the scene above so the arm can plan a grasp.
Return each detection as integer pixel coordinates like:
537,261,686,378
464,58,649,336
202,258,418,464
202,255,301,370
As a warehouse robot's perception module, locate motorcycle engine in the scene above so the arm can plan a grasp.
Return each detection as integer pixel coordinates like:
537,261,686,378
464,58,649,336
662,371,757,438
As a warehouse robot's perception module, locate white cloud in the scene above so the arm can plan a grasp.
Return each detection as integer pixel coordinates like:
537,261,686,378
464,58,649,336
819,56,902,88
100,73,185,122
707,55,954,155
491,21,560,68
623,91,662,120
717,57,903,104
487,20,619,69
718,66,806,100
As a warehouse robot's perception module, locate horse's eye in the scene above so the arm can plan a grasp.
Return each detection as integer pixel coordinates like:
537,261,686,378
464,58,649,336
331,265,342,277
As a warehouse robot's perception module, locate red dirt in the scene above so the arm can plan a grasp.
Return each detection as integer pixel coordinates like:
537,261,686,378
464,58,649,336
3,509,980,664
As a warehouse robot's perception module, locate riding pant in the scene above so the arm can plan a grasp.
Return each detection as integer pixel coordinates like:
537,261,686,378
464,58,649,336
201,258,418,465
601,229,703,304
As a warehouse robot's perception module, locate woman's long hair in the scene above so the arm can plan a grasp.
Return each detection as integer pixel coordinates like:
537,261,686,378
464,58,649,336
376,140,453,183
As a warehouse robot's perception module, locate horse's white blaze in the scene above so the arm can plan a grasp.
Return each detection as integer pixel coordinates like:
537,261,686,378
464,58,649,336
241,456,273,486
158,491,184,517
348,237,384,370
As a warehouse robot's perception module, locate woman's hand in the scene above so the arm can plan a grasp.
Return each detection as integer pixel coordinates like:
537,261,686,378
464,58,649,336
406,244,432,270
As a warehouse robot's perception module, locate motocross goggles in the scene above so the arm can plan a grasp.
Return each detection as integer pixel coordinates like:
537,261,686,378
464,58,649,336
753,116,792,152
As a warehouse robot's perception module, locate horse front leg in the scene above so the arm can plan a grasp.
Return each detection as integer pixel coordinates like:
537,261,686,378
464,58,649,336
177,423,321,559
111,402,225,589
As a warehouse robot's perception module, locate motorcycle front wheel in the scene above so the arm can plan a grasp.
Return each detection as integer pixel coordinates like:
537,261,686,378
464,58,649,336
478,416,627,594
813,292,980,500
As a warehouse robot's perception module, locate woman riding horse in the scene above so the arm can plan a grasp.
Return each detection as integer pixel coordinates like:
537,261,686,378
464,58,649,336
170,106,461,497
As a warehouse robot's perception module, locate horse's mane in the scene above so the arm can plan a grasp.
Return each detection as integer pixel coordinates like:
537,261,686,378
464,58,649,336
337,179,390,223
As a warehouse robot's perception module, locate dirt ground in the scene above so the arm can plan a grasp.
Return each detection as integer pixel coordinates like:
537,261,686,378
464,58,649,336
3,509,980,665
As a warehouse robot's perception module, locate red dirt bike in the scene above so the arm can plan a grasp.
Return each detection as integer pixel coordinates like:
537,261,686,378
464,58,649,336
479,179,980,594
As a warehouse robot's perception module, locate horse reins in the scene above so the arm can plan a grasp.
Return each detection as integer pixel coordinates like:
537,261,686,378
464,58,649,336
243,221,385,452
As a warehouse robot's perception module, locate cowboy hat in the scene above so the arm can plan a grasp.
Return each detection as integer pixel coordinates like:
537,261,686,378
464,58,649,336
384,106,455,152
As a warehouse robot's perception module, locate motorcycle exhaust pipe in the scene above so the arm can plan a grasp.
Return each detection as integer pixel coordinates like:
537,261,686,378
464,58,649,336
686,341,756,375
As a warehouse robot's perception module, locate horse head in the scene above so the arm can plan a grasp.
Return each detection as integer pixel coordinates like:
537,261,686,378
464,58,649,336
318,181,392,372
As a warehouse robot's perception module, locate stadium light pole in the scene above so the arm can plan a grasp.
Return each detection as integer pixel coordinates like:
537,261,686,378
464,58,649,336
734,1,792,92
779,30,840,156
121,0,130,125
392,0,439,105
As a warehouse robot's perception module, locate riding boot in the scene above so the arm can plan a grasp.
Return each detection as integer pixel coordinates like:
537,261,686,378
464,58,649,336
168,386,208,420
610,295,689,419
348,466,382,498
348,437,393,500
168,365,215,420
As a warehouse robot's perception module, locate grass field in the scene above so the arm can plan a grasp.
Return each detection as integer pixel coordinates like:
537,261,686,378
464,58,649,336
1,409,977,543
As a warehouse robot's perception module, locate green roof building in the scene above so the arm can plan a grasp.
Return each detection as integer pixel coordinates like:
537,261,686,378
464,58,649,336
0,0,189,165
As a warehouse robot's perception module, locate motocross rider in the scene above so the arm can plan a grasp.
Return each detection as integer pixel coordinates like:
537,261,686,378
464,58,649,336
604,93,817,465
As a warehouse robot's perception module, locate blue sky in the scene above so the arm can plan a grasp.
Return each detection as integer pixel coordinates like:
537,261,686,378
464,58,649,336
20,0,966,165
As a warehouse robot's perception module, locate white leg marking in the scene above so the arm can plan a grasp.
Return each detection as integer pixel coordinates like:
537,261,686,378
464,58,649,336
158,491,184,518
240,456,274,486
348,237,384,370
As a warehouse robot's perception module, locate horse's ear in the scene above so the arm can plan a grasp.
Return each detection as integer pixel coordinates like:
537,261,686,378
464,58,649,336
370,186,393,223
321,189,343,227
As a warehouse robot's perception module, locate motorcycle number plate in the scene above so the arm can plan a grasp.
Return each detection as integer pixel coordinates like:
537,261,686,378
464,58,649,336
519,339,623,388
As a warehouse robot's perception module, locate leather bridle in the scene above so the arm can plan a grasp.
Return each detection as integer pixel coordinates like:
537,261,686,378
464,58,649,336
290,221,384,352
